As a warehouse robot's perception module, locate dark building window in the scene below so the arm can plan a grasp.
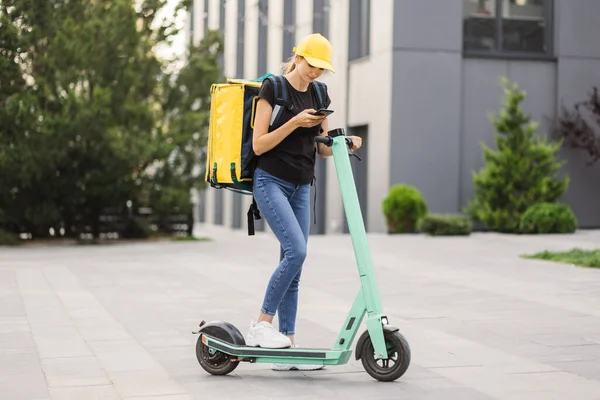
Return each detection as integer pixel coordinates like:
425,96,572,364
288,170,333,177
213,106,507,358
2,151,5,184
283,0,295,61
313,0,330,38
463,0,553,57
348,0,370,61
257,0,269,75
204,0,209,34
236,0,245,77
218,0,225,69
189,1,194,33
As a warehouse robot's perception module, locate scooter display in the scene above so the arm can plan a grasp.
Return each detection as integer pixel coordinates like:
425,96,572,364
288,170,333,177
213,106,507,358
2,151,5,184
193,128,411,382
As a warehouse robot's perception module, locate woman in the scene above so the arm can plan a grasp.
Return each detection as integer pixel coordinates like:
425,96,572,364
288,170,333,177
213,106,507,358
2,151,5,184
245,33,363,370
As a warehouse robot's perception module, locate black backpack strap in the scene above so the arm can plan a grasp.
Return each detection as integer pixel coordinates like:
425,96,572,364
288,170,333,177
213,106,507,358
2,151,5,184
267,75,298,130
312,80,327,110
247,196,261,236
311,175,317,225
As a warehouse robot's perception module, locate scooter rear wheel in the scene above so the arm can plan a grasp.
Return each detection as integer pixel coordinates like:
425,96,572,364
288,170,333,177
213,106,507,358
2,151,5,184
196,327,241,376
360,330,411,382
197,337,239,375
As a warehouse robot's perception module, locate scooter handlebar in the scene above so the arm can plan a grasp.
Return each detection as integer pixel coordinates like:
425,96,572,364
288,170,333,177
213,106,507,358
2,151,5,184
314,135,353,149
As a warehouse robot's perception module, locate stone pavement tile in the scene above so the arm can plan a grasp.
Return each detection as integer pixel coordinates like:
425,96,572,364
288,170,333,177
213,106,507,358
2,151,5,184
0,347,43,375
75,317,133,341
134,329,195,349
0,370,50,400
433,366,600,400
48,385,121,400
87,338,164,372
182,376,268,400
41,356,111,387
16,269,73,328
67,305,113,320
0,317,29,334
522,332,600,347
0,330,36,349
229,367,494,400
32,325,93,359
148,345,205,383
548,360,600,381
586,334,600,344
124,395,195,400
108,370,188,399
530,344,600,363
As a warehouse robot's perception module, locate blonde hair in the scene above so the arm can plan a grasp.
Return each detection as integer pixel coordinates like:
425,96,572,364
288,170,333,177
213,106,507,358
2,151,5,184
281,54,299,74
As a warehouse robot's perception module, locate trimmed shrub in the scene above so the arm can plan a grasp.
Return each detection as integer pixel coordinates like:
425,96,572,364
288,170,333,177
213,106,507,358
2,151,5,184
466,78,569,233
0,229,20,246
382,184,428,233
519,202,578,234
419,214,472,236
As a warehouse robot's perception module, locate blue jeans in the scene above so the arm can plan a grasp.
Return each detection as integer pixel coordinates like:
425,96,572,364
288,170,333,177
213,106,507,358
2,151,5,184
253,167,311,336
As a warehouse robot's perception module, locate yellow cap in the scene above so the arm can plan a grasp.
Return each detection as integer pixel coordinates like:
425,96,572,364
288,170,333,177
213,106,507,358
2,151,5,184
292,33,335,73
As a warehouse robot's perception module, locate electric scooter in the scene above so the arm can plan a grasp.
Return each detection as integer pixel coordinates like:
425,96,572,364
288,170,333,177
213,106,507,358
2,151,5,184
192,128,411,382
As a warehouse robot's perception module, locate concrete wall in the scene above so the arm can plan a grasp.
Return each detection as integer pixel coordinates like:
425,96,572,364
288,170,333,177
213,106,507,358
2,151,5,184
346,0,394,234
389,0,463,225
388,0,600,231
553,0,600,227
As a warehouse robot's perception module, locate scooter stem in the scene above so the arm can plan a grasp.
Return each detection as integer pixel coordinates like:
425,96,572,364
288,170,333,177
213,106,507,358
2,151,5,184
330,134,384,315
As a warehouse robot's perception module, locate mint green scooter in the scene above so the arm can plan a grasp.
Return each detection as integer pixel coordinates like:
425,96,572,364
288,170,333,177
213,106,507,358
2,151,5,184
193,128,411,382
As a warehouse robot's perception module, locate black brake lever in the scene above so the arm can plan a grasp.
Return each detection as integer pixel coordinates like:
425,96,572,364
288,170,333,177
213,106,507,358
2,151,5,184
350,152,362,161
344,138,362,161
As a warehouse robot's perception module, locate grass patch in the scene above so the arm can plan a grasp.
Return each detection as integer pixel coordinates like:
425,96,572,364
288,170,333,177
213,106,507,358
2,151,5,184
170,235,211,242
523,248,600,269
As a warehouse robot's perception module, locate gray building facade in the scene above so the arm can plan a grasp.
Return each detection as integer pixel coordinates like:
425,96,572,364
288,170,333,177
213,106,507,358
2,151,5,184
390,0,600,229
188,0,600,234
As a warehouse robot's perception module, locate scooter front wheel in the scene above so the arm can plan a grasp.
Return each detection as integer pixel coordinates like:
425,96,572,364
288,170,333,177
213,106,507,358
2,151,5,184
360,330,411,382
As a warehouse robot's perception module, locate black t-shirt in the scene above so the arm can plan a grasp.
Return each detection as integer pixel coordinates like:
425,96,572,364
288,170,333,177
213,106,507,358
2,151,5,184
256,77,331,185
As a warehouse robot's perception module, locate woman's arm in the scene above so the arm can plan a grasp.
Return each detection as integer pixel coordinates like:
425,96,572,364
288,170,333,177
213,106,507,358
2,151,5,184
252,98,299,156
317,118,333,158
252,98,326,156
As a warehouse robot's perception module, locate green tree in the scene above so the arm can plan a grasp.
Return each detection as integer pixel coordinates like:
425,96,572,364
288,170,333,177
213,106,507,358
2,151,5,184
145,29,223,223
466,78,569,233
0,0,222,239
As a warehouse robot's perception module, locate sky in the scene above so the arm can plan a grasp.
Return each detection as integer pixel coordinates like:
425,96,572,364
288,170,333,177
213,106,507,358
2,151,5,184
153,0,188,65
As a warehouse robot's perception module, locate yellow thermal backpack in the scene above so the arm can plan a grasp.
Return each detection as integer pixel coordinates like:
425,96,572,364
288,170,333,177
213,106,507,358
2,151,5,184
204,73,328,235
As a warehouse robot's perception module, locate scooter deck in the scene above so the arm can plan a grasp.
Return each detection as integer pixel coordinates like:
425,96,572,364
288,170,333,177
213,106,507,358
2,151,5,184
200,333,353,365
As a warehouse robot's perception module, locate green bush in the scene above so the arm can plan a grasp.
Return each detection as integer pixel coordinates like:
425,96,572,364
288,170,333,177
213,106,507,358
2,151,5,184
419,214,472,236
466,77,569,233
0,229,20,246
120,217,151,239
519,202,578,234
382,184,428,233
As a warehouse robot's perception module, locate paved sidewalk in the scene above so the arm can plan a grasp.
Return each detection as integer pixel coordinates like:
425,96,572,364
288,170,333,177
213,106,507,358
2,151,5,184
1,226,600,399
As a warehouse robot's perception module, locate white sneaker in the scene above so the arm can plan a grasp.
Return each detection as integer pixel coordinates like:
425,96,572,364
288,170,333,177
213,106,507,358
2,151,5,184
271,344,325,371
245,321,292,348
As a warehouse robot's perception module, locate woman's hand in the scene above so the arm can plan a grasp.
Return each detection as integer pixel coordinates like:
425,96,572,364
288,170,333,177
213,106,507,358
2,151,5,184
347,135,362,152
293,109,326,128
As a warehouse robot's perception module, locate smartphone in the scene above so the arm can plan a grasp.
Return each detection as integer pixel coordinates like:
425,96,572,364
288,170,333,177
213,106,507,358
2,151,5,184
312,108,334,116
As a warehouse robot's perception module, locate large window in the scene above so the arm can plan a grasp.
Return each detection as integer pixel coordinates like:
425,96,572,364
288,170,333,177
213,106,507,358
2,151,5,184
283,0,295,61
257,0,268,75
313,0,330,38
463,0,553,57
348,0,370,61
